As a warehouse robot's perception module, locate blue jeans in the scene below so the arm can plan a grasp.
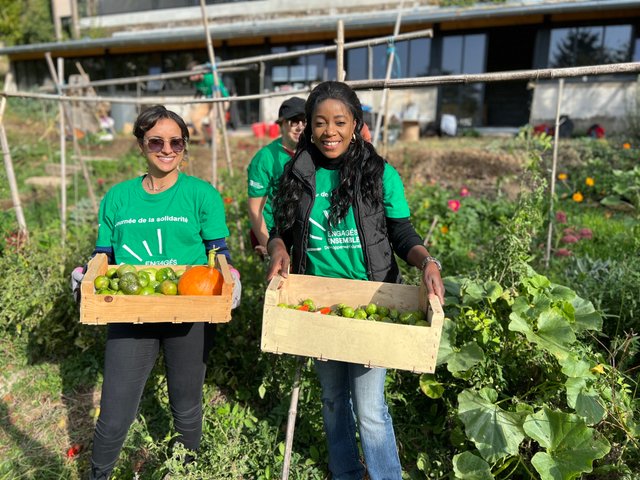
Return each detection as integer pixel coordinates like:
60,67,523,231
313,360,402,480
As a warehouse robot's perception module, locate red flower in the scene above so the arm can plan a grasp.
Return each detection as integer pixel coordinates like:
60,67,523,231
223,197,233,204
460,186,470,197
561,235,579,244
555,211,567,224
97,178,105,186
579,228,593,239
563,227,576,236
555,248,572,257
447,199,461,212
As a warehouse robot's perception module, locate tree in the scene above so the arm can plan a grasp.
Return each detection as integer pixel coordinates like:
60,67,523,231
0,0,55,46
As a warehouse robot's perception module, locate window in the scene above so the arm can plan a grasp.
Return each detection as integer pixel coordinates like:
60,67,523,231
269,44,326,86
548,25,632,67
346,38,430,80
439,33,487,126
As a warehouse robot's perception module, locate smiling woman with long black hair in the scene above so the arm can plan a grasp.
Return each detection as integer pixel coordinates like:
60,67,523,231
267,81,445,480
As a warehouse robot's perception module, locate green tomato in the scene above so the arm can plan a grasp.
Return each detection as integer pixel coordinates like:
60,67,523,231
388,308,399,319
413,310,427,322
109,277,120,291
365,303,377,316
302,298,316,312
354,308,368,320
137,271,150,288
376,305,389,317
399,312,415,325
341,306,355,318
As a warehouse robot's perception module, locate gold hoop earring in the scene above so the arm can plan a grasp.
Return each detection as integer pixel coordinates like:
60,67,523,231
351,133,356,143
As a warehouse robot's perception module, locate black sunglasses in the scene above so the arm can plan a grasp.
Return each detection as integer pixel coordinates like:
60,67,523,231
145,137,186,153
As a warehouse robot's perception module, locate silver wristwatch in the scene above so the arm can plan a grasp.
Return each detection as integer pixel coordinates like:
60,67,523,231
419,256,442,272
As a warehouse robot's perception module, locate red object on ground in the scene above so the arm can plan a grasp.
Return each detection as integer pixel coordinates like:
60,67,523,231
252,122,266,138
66,444,82,458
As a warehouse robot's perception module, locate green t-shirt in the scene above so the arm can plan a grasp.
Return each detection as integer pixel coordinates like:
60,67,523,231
305,163,410,280
194,72,229,98
247,138,293,232
96,173,229,266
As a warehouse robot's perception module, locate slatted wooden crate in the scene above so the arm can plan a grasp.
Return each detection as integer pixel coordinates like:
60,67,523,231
80,253,234,325
261,274,445,373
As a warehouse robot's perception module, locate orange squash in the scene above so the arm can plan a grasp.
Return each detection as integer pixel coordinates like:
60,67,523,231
177,249,223,295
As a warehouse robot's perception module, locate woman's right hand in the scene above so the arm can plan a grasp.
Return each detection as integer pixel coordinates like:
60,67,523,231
266,239,290,281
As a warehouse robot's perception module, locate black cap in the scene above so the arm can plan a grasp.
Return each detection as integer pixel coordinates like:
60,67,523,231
278,97,306,121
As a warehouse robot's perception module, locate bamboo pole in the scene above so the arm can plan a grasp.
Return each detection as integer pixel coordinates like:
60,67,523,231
52,56,67,246
55,30,433,93
372,3,404,147
544,78,564,268
199,0,233,185
46,54,99,216
0,73,29,242
337,20,345,82
6,62,639,106
281,358,304,480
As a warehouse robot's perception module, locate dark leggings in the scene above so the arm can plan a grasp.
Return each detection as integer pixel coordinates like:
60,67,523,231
89,322,215,480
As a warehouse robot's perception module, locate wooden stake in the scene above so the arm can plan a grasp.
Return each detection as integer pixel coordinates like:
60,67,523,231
281,358,304,480
372,3,404,147
337,20,345,82
0,73,29,241
544,78,564,268
199,0,233,185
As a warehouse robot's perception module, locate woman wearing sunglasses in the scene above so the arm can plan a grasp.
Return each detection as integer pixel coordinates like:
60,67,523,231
85,105,240,479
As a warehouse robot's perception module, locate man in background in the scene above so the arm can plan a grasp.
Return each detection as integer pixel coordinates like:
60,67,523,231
247,97,306,258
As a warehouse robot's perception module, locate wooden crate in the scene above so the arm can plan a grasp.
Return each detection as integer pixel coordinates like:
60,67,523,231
261,274,445,373
80,253,234,325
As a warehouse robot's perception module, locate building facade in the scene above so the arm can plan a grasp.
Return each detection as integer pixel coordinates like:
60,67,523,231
2,0,640,134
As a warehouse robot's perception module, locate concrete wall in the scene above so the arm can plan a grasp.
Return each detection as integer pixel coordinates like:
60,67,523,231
530,80,638,135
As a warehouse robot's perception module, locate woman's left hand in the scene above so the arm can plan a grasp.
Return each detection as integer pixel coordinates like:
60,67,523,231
423,263,445,305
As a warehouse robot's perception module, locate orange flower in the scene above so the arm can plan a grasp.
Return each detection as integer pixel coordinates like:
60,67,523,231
572,192,584,203
224,197,233,204
557,173,568,181
440,225,449,234
585,177,595,187
623,142,631,149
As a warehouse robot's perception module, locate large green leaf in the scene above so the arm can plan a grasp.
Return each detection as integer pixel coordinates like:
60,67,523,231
523,408,610,480
447,342,485,374
483,281,503,303
549,284,576,302
560,356,606,424
453,451,494,480
419,374,445,399
437,318,457,366
509,307,576,359
570,296,602,332
462,279,485,305
458,388,526,462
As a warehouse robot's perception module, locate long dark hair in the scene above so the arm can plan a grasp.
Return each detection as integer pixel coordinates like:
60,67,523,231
274,81,385,231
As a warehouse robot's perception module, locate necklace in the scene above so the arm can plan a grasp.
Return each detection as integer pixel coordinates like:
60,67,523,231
145,176,168,192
